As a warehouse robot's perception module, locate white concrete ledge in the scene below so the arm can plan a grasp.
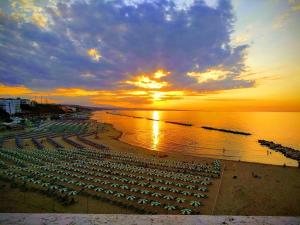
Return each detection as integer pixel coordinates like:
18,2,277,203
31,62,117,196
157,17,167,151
0,214,299,225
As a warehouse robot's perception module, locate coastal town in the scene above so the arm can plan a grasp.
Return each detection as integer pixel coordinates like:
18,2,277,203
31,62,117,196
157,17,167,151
0,97,91,131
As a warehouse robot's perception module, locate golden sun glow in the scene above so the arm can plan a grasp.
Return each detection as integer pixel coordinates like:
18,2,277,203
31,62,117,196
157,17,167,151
87,48,101,61
153,69,170,79
187,69,228,83
127,90,148,96
125,75,168,89
1,82,300,111
152,91,164,100
125,69,170,90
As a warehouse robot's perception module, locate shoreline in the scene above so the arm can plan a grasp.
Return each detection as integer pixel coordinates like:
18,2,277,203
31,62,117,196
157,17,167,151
0,119,300,215
102,121,298,168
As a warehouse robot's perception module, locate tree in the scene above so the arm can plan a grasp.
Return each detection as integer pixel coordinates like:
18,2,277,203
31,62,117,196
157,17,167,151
0,108,11,122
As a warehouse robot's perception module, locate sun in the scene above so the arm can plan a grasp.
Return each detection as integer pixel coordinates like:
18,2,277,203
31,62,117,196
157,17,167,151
153,91,164,101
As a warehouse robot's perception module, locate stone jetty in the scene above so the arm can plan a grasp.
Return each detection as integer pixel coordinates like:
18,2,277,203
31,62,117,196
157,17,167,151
258,140,300,164
202,126,251,135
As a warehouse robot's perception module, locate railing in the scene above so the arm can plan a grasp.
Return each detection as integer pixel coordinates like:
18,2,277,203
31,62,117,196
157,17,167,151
62,136,85,149
76,136,109,150
46,137,64,148
32,138,44,150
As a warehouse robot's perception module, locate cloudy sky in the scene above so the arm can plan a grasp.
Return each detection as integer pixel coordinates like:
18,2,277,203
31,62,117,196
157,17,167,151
0,0,299,111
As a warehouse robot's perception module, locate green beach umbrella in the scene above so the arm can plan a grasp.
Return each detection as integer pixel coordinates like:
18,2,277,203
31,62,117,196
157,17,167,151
114,192,124,198
105,189,114,195
186,185,195,190
152,192,161,197
140,189,150,194
190,201,202,207
181,208,192,215
68,190,78,196
138,198,148,204
94,187,103,192
164,205,176,211
126,195,136,201
111,183,119,187
150,201,161,206
182,191,191,196
170,188,179,193
176,198,185,203
163,195,174,200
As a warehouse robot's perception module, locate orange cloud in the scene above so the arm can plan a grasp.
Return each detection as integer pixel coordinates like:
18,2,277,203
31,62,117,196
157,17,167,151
0,84,33,95
0,84,101,97
51,88,100,97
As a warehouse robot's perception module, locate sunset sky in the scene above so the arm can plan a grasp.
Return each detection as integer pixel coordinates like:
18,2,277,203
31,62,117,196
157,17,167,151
0,0,299,111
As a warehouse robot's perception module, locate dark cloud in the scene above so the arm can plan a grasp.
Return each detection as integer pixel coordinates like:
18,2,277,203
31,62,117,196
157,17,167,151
0,0,254,91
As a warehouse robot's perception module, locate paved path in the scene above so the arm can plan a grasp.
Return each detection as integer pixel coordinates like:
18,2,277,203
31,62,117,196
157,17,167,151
0,214,299,225
212,164,225,214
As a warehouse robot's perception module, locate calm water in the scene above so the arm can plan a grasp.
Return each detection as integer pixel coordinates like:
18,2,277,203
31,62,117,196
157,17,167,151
91,111,300,167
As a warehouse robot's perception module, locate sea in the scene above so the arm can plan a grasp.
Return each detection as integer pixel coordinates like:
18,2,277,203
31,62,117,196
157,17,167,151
91,111,300,167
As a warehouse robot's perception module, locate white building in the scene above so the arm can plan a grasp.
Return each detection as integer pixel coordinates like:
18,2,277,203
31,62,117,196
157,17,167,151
0,98,21,115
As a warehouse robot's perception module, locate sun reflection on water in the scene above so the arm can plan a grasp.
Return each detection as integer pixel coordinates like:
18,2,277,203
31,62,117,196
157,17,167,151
152,111,160,151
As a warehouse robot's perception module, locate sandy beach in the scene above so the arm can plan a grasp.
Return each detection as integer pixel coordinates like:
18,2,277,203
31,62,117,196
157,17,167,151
0,122,300,215
88,123,300,216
